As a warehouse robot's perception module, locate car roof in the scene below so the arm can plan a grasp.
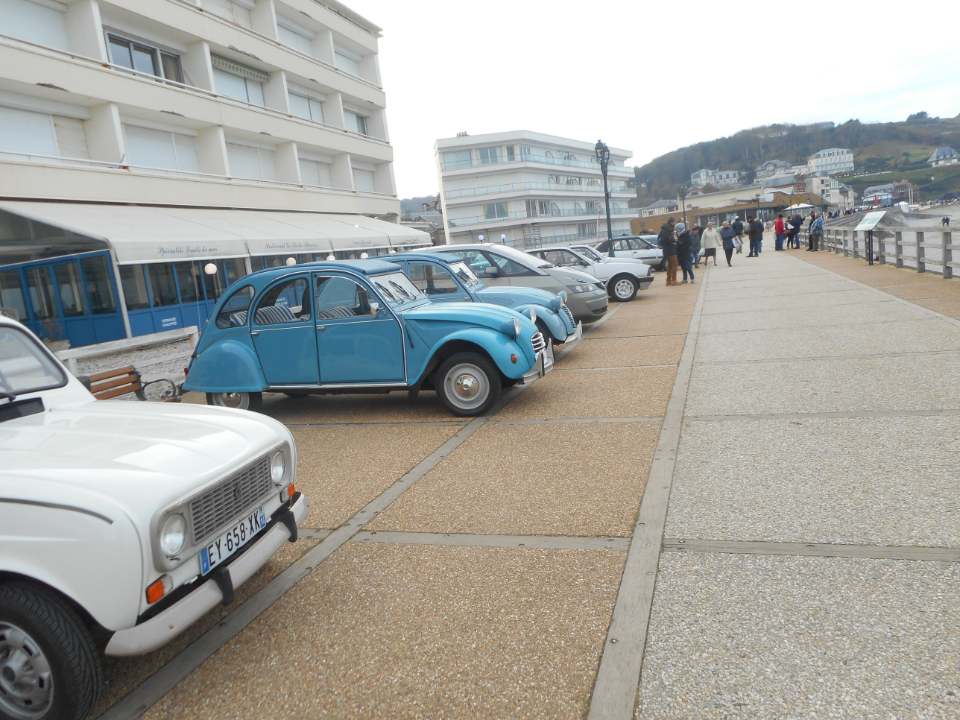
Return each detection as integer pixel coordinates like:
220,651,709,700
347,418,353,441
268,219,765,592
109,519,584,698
389,251,457,263
250,258,400,281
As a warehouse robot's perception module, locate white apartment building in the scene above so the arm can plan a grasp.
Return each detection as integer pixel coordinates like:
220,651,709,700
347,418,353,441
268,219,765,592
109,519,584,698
436,131,635,249
0,0,426,347
807,148,854,175
690,168,741,188
805,174,854,211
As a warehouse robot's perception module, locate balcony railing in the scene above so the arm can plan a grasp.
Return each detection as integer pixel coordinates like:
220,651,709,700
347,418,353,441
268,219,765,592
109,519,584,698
444,181,633,199
448,207,634,228
441,154,634,174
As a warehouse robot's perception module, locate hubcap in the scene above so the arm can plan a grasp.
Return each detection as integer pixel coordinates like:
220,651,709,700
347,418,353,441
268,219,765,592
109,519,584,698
615,279,635,299
0,623,54,719
444,363,490,411
211,392,249,410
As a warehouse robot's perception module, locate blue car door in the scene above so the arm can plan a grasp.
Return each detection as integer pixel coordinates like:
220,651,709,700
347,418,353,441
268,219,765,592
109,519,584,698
403,260,470,303
313,273,405,384
250,274,319,385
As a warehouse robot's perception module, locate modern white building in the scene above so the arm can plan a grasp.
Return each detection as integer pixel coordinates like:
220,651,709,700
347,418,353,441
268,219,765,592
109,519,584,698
0,0,427,347
806,148,854,175
436,131,635,249
690,168,741,188
805,174,855,211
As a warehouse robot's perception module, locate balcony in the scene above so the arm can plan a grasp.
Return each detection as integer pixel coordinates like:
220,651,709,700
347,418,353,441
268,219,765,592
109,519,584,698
448,207,635,229
441,154,634,175
444,181,633,201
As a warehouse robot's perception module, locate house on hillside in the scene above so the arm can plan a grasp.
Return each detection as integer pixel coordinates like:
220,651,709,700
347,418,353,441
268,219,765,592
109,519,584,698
641,199,679,217
929,147,958,167
807,148,854,175
755,160,792,179
690,168,741,188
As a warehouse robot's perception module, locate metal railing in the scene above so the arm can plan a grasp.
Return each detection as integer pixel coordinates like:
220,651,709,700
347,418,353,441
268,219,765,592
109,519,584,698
448,207,634,228
444,181,632,199
441,155,633,174
806,225,956,279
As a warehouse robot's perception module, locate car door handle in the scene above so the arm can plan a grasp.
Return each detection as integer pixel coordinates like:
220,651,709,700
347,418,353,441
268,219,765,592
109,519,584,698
250,330,261,337
316,325,327,332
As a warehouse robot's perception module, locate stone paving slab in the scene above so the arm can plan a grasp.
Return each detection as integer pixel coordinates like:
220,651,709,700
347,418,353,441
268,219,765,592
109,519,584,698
701,288,889,315
497,366,677,420
368,420,659,537
703,278,858,300
638,552,960,720
699,300,931,334
686,350,960,416
562,335,685,369
696,317,960,363
292,423,464,528
666,415,960,546
587,314,692,339
96,536,321,717
144,544,625,720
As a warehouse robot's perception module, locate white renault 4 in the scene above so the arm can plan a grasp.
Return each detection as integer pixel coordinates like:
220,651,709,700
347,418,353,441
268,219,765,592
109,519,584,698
0,317,307,720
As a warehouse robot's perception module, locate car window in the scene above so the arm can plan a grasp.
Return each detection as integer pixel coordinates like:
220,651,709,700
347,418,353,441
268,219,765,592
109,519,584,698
540,249,580,267
315,276,369,319
614,239,632,251
0,327,66,397
255,277,311,325
489,252,533,277
578,246,603,262
449,261,481,287
371,272,425,307
595,240,610,253
216,285,254,328
406,261,462,296
439,249,493,275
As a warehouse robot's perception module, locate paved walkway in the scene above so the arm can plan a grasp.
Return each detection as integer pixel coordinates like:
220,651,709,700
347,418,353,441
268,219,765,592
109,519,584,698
633,250,960,719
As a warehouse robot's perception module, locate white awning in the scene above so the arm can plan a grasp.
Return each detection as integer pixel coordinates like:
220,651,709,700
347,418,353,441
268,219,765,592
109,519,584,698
0,202,430,264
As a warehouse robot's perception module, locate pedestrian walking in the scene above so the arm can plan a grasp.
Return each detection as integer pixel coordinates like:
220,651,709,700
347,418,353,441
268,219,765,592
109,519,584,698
732,216,744,253
658,218,679,286
789,213,803,248
690,224,702,267
747,216,764,257
774,213,786,251
701,221,721,266
719,221,736,266
676,223,695,283
808,212,824,251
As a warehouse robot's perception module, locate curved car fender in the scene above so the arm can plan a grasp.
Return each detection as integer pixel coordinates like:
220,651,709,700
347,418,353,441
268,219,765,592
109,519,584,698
184,338,266,393
413,327,532,382
513,303,567,343
0,492,143,631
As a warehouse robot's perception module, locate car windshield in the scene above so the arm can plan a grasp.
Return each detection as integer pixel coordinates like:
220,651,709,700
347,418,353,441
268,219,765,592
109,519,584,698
371,271,426,306
0,326,66,399
577,246,603,262
449,261,481,287
493,245,552,269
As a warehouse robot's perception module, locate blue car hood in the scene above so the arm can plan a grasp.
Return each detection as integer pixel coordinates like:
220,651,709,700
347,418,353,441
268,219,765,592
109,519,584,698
401,301,525,334
473,285,562,311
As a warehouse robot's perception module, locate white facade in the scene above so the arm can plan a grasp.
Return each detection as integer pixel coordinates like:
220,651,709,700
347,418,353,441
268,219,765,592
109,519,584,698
806,148,854,176
0,0,397,214
690,168,741,188
436,131,634,249
806,174,854,211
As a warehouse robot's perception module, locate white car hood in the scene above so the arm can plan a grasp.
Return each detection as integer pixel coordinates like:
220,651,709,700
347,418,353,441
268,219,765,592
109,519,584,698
0,401,289,522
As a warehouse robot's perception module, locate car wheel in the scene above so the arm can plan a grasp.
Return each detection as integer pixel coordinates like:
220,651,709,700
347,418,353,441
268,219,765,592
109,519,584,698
205,391,263,411
434,352,501,417
0,583,102,720
610,275,638,302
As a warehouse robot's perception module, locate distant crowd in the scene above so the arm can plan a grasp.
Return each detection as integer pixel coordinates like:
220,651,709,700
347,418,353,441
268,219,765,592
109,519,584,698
655,211,825,285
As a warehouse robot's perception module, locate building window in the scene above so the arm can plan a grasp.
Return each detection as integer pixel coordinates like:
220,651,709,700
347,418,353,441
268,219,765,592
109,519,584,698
334,48,362,77
277,20,314,55
484,202,508,220
124,124,200,172
0,270,27,321
479,147,499,165
4,0,69,51
80,255,116,314
442,149,471,169
146,264,178,306
353,167,375,192
505,145,515,162
173,262,203,303
227,141,276,180
212,56,267,106
299,157,332,187
288,91,324,123
107,34,183,83
344,110,369,136
119,266,149,311
203,0,253,28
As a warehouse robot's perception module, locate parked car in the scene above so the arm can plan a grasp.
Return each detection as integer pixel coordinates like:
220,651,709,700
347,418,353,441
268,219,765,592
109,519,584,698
424,243,608,324
0,315,307,720
592,235,664,270
386,252,582,348
183,260,552,416
527,246,653,302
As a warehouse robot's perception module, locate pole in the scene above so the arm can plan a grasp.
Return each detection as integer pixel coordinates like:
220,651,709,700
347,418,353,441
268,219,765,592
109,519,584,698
596,140,614,256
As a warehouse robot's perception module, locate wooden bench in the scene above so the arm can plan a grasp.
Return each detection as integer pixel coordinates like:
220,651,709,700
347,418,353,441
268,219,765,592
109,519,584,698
81,367,179,402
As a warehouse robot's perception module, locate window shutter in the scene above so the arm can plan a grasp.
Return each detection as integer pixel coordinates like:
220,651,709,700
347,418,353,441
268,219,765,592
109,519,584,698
53,116,89,159
211,55,269,83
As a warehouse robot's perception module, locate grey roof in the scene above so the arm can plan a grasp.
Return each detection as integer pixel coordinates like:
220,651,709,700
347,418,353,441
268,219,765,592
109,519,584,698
929,146,958,162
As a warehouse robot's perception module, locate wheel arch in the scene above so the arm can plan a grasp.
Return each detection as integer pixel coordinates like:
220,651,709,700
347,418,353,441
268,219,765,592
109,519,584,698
419,339,502,388
0,571,110,646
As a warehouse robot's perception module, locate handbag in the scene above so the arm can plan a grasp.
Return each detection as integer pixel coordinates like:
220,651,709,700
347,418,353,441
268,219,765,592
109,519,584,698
733,237,742,249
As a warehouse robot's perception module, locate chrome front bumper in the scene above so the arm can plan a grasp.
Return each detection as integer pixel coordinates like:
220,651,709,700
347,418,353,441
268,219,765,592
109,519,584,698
559,321,583,351
520,342,555,385
105,493,309,656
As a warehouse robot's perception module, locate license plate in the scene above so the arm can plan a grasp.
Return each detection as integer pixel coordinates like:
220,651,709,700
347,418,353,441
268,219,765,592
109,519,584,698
199,507,267,575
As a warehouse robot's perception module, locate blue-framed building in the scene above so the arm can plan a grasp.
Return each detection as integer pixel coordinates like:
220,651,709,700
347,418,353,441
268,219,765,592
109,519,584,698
0,203,429,348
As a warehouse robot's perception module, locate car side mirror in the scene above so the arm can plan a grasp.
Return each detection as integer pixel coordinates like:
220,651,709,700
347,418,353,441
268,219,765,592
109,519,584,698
481,267,499,278
369,301,380,316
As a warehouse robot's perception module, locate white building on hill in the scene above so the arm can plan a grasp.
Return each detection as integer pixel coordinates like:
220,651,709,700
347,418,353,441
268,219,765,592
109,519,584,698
807,148,854,175
436,130,634,249
690,168,741,187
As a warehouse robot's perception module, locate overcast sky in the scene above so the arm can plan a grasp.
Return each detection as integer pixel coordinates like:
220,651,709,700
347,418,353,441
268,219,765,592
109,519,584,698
349,0,960,198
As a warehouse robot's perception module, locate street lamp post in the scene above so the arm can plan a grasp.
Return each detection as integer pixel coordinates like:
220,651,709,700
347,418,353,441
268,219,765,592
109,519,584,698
678,184,688,227
595,140,614,256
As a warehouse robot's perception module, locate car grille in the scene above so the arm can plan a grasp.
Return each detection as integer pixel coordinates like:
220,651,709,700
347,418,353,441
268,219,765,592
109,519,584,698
189,456,273,544
561,305,576,326
531,332,546,354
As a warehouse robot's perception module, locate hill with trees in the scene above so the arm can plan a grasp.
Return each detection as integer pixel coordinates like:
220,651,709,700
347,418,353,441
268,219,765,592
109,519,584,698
633,112,960,201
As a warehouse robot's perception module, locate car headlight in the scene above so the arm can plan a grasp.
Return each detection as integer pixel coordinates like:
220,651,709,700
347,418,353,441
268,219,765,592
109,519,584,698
513,318,522,338
568,284,591,294
528,308,537,324
159,513,187,557
270,451,285,484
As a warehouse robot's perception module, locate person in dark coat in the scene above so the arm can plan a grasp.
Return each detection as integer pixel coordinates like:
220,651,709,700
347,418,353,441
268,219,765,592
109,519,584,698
789,213,803,248
676,222,695,284
747,217,764,257
732,216,745,253
719,221,736,266
658,218,679,286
